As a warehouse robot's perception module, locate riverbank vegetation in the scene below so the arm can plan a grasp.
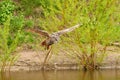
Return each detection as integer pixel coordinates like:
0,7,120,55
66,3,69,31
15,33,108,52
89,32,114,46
0,0,120,71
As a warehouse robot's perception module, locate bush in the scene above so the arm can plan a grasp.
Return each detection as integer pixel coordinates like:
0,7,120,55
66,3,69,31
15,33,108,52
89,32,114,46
0,0,15,24
73,0,120,70
0,15,24,71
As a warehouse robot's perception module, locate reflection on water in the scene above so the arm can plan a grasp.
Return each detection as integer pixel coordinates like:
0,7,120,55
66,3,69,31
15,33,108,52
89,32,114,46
0,70,120,80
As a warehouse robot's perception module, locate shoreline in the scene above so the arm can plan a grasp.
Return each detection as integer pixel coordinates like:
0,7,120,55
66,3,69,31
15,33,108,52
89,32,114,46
1,63,120,72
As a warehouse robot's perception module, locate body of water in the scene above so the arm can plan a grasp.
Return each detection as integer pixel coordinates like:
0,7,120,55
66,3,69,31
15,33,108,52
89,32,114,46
0,70,120,80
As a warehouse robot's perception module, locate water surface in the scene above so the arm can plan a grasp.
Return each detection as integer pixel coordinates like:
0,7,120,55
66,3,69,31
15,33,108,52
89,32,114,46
0,70,120,80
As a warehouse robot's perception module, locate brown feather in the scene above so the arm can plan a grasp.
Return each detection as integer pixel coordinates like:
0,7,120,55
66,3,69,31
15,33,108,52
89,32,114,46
27,29,50,37
41,40,50,50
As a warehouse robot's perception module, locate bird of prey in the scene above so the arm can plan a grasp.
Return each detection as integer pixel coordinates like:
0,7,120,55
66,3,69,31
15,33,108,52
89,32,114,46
28,24,81,50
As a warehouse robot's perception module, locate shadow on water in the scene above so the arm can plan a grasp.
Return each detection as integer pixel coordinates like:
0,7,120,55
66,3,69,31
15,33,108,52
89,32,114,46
0,70,120,80
0,71,12,80
81,70,103,80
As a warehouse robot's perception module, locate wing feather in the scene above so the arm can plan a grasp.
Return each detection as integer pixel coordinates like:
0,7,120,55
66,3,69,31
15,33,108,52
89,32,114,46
27,29,50,37
54,24,81,35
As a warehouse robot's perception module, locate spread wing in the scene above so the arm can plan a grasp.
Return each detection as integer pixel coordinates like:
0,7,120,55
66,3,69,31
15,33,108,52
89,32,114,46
27,29,50,37
53,24,81,36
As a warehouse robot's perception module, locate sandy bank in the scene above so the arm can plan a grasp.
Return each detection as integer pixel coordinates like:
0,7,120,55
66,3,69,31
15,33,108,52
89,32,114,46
1,46,120,71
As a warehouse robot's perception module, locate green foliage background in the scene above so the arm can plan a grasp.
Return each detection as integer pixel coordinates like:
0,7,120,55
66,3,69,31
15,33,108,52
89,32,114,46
0,0,120,70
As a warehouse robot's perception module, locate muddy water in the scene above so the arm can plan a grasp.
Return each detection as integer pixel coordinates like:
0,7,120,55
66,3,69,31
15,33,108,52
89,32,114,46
0,70,120,80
